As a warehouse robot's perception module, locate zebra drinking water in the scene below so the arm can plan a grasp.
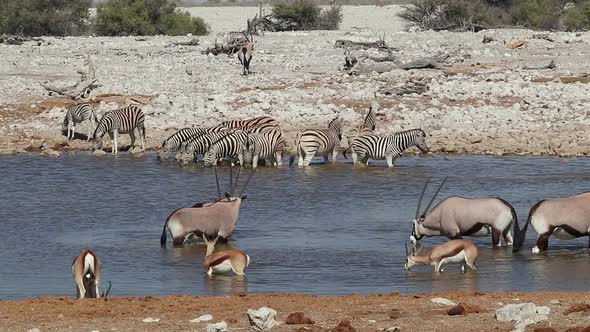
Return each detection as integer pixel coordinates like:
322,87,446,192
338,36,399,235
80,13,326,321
242,129,287,168
289,117,344,167
203,131,249,167
62,103,98,141
92,105,146,155
349,128,429,167
159,126,228,160
175,131,239,164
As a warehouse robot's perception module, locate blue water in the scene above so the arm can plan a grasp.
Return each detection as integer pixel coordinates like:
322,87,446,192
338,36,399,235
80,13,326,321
1,153,589,300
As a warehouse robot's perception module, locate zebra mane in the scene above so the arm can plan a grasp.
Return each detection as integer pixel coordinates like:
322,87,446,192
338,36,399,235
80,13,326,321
395,128,424,136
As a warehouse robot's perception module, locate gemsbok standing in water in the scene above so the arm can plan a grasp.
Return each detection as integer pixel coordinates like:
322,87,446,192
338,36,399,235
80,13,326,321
72,249,103,299
513,192,590,253
289,117,344,167
92,105,146,155
202,234,250,276
237,33,254,75
404,240,478,274
410,178,516,247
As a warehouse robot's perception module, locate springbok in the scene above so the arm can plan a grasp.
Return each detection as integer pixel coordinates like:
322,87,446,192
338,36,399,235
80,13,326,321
513,192,590,253
161,166,255,246
202,234,250,276
71,249,111,299
404,240,478,273
410,178,516,247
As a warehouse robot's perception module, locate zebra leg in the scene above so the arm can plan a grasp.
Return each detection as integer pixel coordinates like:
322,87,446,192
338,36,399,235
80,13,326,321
129,130,136,149
87,121,92,142
323,154,329,164
297,149,304,167
386,154,395,168
275,151,283,166
238,153,244,167
113,130,119,155
332,149,338,164
140,127,146,150
303,151,316,167
252,155,259,169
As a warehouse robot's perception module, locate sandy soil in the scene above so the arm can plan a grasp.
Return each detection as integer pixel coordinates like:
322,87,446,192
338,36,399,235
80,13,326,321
2,292,590,331
0,5,589,157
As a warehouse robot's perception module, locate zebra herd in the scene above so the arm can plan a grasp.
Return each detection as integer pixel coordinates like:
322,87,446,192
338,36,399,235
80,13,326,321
60,101,430,167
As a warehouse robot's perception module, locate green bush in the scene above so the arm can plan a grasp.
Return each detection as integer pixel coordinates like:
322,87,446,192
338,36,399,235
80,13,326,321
564,0,590,30
0,0,91,36
510,0,566,30
272,0,342,30
95,0,209,36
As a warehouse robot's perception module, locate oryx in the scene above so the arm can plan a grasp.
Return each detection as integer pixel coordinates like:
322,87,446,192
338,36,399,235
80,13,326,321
160,165,255,246
410,178,516,247
513,192,590,253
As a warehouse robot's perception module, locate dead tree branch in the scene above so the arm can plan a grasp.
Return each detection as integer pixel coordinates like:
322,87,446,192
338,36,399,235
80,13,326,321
334,39,397,52
377,80,428,96
40,54,99,99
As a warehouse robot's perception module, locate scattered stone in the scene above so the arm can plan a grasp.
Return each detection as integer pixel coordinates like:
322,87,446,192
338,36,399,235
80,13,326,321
93,150,107,156
496,303,550,332
384,327,400,332
368,319,376,324
247,307,277,330
207,321,228,332
534,328,558,332
27,329,41,332
564,326,590,332
129,146,145,156
564,303,590,315
190,314,213,323
52,142,69,151
0,148,16,155
549,300,560,305
448,304,466,316
286,312,314,325
431,297,457,306
389,309,403,319
331,319,356,332
40,148,61,158
141,317,160,323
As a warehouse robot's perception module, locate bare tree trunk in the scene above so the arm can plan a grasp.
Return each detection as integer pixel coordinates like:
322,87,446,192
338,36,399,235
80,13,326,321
40,54,99,100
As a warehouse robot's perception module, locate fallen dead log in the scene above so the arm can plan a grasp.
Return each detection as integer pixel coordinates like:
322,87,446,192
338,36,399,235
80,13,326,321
172,38,200,46
397,53,449,70
0,34,45,46
532,33,555,42
334,39,396,52
40,54,99,99
377,81,428,96
523,60,557,70
345,53,450,75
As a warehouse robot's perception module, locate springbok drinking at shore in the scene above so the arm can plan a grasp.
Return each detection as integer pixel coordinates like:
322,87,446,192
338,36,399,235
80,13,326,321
513,192,590,253
71,249,101,299
202,234,250,276
404,240,478,273
410,178,516,247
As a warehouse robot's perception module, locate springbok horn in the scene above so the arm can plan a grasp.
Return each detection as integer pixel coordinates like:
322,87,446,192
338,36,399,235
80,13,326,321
214,166,221,200
231,165,242,196
415,178,431,220
421,177,448,217
100,281,112,298
238,167,257,197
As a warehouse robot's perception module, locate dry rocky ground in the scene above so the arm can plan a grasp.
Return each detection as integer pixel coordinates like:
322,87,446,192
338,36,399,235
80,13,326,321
2,292,590,331
0,6,589,157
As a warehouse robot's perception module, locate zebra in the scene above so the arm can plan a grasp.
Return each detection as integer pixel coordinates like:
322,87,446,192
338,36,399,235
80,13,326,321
159,126,228,160
175,131,239,164
221,116,279,130
62,103,98,141
349,129,430,167
289,117,344,167
343,101,379,149
92,105,145,155
242,129,287,168
203,131,249,167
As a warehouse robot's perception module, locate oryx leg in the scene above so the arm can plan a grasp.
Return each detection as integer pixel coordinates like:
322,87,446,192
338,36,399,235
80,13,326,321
492,228,502,247
503,226,514,246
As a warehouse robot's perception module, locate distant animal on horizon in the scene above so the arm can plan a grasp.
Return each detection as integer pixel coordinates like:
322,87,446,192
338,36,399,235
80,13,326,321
71,249,111,299
404,239,478,274
202,234,250,276
92,105,145,155
62,103,98,141
513,192,590,253
410,178,516,247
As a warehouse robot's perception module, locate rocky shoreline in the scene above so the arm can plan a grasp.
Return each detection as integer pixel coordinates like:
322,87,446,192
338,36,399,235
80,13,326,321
0,6,589,158
2,292,590,331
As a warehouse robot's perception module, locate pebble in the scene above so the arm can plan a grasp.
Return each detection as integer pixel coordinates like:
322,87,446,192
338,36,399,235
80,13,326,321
190,314,213,323
142,317,160,323
431,297,457,306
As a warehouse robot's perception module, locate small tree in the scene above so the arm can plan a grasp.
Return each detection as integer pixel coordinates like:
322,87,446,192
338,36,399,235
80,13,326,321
95,0,209,36
0,0,91,36
272,0,343,30
565,0,590,30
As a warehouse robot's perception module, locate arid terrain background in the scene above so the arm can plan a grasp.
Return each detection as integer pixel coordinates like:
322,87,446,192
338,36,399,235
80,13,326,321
0,5,589,156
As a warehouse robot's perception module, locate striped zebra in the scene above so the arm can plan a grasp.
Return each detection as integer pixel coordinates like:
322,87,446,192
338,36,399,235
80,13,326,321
289,117,344,167
345,101,379,145
349,129,429,167
203,131,249,167
175,131,239,164
62,103,98,141
242,129,287,168
159,126,228,160
221,116,280,130
92,105,145,155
